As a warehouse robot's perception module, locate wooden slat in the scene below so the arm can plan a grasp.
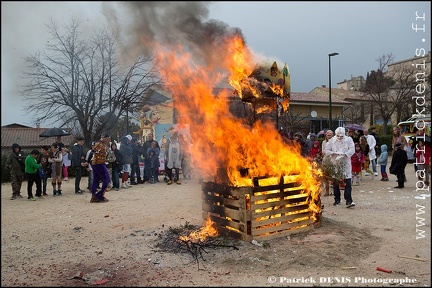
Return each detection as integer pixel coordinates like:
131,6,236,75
202,202,251,222
252,204,310,218
251,217,315,236
250,196,309,210
251,188,305,201
251,211,312,228
201,179,320,242
202,212,246,233
202,193,243,209
216,226,249,241
252,182,302,193
252,224,312,241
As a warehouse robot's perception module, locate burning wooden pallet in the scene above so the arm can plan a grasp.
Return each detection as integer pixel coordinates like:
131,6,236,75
202,175,321,242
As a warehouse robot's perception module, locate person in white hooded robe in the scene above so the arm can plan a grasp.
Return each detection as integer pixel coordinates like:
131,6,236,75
165,132,182,185
324,127,356,208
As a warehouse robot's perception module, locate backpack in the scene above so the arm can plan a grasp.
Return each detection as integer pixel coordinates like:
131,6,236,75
106,149,116,163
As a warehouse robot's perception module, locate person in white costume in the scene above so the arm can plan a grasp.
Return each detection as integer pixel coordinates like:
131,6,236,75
324,127,356,208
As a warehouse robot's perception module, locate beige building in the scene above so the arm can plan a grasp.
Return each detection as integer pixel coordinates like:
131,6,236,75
337,75,365,91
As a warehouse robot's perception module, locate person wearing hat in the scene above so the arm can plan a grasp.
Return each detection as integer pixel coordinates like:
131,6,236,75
89,133,111,202
6,143,25,200
390,142,408,189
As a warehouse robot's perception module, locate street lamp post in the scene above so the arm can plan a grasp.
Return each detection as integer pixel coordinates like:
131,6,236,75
328,52,339,130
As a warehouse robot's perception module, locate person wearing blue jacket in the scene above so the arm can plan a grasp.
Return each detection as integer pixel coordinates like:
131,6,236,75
377,144,389,181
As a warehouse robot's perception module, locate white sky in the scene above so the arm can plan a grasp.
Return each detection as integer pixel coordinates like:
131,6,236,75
1,1,431,126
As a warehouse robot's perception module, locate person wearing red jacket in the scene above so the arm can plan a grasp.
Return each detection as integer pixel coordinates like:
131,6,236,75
308,140,322,164
351,143,365,186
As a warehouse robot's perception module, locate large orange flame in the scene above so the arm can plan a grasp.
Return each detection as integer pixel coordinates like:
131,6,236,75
155,36,319,190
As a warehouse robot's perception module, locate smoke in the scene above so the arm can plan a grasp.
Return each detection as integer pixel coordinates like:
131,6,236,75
102,1,245,69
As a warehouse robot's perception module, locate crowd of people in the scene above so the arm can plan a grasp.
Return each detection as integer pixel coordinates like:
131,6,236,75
6,125,430,205
280,125,430,209
6,131,192,203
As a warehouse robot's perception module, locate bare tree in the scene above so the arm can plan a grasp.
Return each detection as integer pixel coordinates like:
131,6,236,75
342,100,370,126
278,109,309,136
363,53,417,135
21,18,162,146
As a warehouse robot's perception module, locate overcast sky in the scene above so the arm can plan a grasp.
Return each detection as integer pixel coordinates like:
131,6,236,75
1,1,430,127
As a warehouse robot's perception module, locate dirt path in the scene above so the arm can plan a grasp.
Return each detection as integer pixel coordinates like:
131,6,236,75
1,163,430,287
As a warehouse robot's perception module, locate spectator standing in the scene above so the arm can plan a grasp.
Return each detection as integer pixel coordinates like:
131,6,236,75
370,126,380,154
25,149,42,200
130,137,144,185
359,131,372,176
351,143,364,185
321,130,333,152
147,145,160,183
324,127,356,208
6,143,25,200
165,132,182,185
85,142,95,191
391,126,408,183
37,145,51,196
293,131,308,157
377,144,389,181
308,141,322,164
390,142,408,189
364,129,378,176
146,140,160,183
90,132,111,203
48,143,63,196
143,133,160,182
305,133,317,155
61,146,71,181
71,136,87,194
179,134,192,179
392,126,408,153
111,141,123,191
55,136,65,150
119,135,133,189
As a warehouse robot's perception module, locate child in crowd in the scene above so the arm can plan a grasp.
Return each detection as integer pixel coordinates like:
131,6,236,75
61,146,71,181
351,143,364,185
37,145,51,195
48,143,63,196
308,140,323,164
377,144,389,181
25,149,42,200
